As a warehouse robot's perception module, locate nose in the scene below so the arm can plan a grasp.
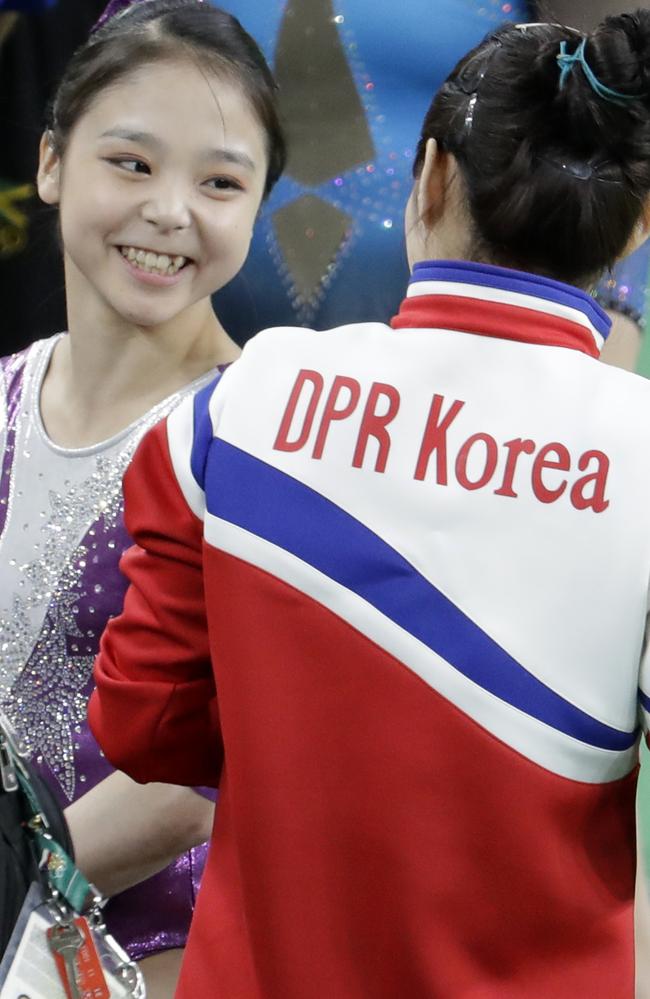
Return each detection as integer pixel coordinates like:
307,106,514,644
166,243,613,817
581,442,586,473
140,179,192,232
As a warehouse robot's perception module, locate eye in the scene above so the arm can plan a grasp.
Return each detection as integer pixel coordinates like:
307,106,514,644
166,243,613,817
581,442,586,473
108,158,151,174
204,176,244,193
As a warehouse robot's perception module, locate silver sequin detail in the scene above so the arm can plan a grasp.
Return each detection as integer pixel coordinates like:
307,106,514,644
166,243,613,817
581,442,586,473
0,336,214,799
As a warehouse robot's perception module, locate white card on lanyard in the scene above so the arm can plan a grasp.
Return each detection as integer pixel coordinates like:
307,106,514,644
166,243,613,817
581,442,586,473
0,884,136,999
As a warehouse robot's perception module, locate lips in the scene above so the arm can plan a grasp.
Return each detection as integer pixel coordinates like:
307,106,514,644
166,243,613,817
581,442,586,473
119,245,189,276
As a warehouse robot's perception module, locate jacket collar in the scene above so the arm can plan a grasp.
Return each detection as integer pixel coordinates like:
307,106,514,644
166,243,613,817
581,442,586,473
391,260,611,359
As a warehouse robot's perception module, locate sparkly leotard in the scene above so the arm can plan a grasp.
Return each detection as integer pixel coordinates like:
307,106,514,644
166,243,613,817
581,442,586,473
213,0,649,340
0,335,216,959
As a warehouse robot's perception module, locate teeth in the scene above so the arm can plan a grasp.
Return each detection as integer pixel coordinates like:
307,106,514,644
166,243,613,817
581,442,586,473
120,246,187,275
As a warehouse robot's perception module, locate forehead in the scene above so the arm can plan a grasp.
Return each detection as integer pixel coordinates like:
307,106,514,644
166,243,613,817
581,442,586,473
74,57,265,154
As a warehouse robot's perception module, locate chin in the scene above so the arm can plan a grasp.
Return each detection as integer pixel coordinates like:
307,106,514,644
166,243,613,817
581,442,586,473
118,310,172,330
117,297,182,327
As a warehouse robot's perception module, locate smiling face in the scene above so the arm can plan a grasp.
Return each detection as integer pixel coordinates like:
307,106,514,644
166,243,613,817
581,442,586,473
38,57,268,332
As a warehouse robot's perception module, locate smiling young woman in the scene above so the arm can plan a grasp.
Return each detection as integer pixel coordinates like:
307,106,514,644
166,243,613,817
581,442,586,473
36,53,269,447
0,2,285,996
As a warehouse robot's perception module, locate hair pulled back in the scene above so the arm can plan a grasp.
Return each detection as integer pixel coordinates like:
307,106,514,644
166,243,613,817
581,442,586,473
413,9,650,286
46,0,286,198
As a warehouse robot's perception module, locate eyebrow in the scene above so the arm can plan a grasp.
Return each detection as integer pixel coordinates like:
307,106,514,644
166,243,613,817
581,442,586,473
98,128,256,171
205,148,256,172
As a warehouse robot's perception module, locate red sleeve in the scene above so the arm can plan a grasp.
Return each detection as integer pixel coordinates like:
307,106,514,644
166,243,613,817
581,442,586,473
88,419,222,788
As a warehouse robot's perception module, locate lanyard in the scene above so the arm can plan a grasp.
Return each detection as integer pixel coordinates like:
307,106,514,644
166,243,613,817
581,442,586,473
17,767,95,913
0,714,146,997
0,718,96,913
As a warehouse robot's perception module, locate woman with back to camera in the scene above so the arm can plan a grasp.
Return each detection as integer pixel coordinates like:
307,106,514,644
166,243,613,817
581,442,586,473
0,0,285,994
211,0,648,373
91,11,650,997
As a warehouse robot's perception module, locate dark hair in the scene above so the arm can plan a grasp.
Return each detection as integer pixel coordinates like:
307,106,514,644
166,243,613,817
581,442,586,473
46,0,285,198
413,10,650,286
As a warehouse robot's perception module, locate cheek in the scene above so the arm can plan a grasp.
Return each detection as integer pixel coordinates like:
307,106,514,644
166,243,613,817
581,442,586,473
220,223,255,270
210,203,259,250
200,210,257,288
59,188,120,241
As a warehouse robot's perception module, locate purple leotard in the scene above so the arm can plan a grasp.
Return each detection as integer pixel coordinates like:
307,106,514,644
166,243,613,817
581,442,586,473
0,335,217,959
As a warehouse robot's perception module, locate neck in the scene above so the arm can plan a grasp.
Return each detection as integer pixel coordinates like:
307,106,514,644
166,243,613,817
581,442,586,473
41,289,239,449
67,293,237,391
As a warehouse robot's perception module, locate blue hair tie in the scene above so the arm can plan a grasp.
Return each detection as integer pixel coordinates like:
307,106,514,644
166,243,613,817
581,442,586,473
557,38,642,107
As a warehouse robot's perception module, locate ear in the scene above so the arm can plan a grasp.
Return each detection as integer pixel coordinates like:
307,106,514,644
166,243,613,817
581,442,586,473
36,131,62,205
415,137,456,227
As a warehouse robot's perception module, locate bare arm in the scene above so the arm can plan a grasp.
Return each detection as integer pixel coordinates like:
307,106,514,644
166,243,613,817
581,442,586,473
64,772,214,897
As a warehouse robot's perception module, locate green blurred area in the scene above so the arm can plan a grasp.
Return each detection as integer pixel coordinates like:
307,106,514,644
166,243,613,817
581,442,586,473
637,327,650,378
640,745,650,898
636,248,650,376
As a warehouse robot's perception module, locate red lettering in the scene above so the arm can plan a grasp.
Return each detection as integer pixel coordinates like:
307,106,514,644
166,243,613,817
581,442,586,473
570,450,610,513
312,376,361,459
531,443,571,504
456,433,498,490
274,369,324,452
494,438,536,497
352,382,401,472
414,394,465,482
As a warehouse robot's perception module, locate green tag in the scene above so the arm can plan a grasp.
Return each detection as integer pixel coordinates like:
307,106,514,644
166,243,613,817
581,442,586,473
15,767,93,912
35,832,92,913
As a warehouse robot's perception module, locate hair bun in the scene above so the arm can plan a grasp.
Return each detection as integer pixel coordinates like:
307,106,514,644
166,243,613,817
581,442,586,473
611,11,650,91
588,9,650,105
413,16,650,287
539,11,650,166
